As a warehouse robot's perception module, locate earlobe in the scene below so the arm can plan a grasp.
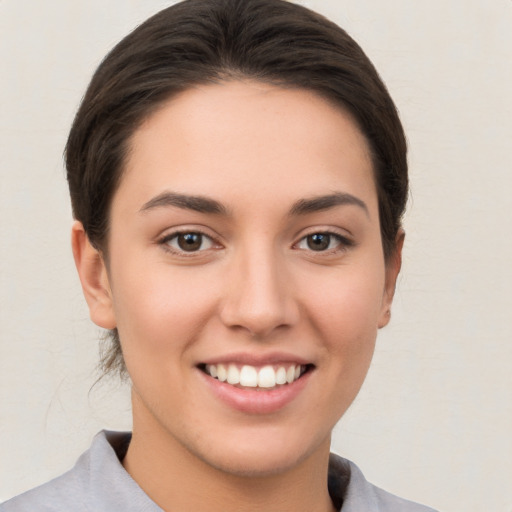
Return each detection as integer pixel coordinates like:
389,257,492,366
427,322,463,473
71,221,117,329
378,230,405,329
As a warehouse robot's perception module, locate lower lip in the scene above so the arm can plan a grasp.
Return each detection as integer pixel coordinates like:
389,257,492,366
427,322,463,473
198,369,312,415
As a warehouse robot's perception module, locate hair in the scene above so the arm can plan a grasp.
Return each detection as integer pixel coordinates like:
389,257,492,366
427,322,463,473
66,0,408,378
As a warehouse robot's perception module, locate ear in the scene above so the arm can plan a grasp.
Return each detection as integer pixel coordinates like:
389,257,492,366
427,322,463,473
71,221,117,329
378,230,405,329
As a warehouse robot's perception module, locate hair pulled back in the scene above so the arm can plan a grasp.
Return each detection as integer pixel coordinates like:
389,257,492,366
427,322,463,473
66,0,408,377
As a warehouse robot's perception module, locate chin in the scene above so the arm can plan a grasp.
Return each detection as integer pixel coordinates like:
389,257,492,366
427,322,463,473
198,448,309,478
190,426,331,478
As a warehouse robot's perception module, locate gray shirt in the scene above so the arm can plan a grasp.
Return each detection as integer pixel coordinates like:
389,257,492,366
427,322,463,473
1,431,437,511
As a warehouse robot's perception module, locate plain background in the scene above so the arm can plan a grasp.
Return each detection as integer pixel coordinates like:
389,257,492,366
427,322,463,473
1,1,511,510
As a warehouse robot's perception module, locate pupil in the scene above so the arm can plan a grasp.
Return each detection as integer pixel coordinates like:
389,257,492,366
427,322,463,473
307,234,330,251
178,233,202,251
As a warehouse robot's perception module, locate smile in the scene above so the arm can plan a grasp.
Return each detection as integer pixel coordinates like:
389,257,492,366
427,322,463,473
197,360,315,414
201,363,311,390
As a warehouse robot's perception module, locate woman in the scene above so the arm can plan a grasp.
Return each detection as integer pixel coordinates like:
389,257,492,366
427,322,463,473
1,0,437,510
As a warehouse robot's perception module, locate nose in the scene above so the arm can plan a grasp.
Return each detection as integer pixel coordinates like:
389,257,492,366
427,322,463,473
219,245,299,338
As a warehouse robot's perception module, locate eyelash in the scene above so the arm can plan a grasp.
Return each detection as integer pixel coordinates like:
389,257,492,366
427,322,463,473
294,231,354,254
159,230,218,256
158,229,353,257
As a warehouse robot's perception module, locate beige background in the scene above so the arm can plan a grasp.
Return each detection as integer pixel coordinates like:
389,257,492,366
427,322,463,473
1,1,511,510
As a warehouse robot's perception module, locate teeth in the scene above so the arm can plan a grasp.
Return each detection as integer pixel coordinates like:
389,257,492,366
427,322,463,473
205,363,305,388
240,365,258,387
276,367,287,385
217,364,227,382
209,364,218,378
227,364,240,385
258,365,276,388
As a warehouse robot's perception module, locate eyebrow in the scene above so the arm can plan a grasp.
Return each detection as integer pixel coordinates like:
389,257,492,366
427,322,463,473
139,190,368,217
140,192,229,215
289,192,369,217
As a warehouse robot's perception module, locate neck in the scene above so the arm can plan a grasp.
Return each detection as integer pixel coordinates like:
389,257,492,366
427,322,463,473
123,404,336,512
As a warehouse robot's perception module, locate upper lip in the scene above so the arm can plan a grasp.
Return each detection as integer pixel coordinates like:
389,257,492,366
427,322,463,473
199,352,313,367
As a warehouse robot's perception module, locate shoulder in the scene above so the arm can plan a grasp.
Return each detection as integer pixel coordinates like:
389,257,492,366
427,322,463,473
329,453,439,512
0,431,158,512
0,450,90,512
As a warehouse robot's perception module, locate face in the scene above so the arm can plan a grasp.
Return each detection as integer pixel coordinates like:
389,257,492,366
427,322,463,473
78,80,400,477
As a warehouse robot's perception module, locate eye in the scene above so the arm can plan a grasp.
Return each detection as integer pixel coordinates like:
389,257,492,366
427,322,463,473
162,232,215,253
295,232,350,252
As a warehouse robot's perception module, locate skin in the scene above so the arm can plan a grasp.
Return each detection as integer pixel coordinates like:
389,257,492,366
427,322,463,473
72,80,403,512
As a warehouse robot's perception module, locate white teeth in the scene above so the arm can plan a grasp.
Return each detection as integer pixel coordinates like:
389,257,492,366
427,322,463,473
258,365,276,388
217,364,227,382
205,363,306,388
227,364,240,384
276,366,287,385
239,365,258,387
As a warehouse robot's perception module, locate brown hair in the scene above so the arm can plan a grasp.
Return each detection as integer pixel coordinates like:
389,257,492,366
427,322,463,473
66,0,408,378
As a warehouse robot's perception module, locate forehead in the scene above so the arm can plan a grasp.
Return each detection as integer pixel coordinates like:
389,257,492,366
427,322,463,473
118,80,377,213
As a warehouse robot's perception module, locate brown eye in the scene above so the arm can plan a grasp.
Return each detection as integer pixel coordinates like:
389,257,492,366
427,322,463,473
164,232,214,253
296,232,351,253
306,233,331,251
177,233,202,251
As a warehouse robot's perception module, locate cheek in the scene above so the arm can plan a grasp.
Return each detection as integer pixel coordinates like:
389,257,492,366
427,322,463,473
300,259,386,384
109,261,219,362
304,262,386,340
314,289,379,372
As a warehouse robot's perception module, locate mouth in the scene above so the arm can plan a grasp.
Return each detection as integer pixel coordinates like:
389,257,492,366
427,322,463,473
198,363,314,391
